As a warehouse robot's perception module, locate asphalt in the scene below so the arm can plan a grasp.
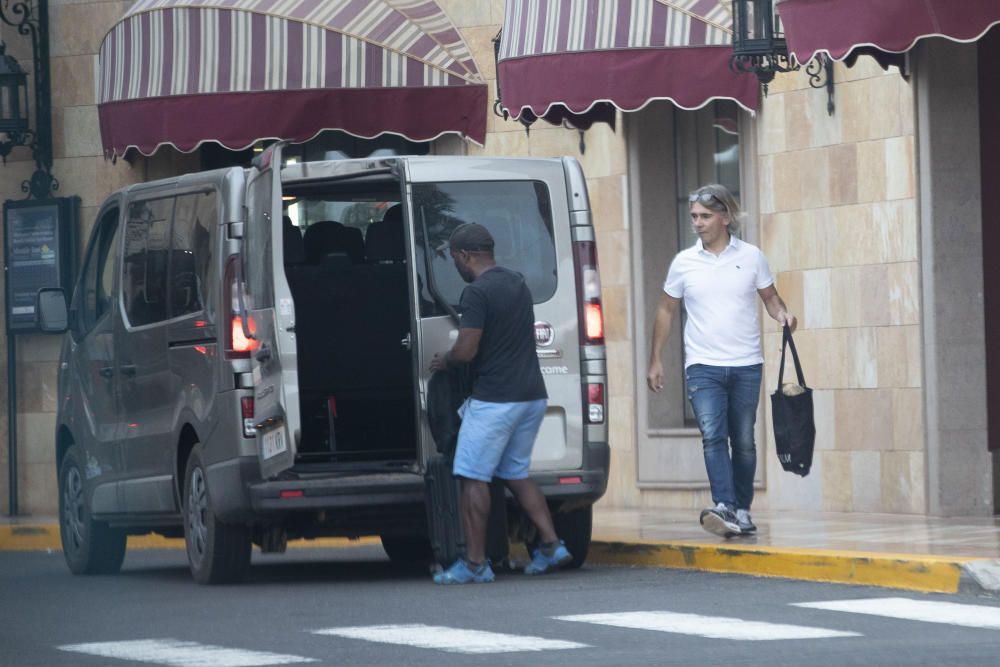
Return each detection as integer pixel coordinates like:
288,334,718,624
4,505,999,595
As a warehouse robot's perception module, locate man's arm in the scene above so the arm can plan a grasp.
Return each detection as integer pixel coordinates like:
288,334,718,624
429,327,483,371
757,285,797,332
646,293,681,392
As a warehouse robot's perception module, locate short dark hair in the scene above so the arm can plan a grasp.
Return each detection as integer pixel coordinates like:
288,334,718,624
448,223,494,253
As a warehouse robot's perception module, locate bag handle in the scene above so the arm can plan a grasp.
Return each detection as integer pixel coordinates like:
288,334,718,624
776,324,808,390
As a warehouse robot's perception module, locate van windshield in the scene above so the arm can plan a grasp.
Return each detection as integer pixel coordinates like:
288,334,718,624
414,181,557,317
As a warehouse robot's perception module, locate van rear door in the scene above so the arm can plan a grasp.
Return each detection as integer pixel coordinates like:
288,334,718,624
406,158,584,471
244,142,300,478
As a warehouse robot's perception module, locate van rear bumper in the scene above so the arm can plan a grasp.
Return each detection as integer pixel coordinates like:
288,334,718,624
533,441,610,507
248,472,426,513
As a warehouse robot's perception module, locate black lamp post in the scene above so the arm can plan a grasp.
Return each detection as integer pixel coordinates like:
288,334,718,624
0,0,57,200
730,0,835,115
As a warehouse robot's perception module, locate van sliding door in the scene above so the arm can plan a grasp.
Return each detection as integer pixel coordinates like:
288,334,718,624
245,143,300,479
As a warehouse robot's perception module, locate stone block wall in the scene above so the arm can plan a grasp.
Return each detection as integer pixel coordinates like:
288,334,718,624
757,59,925,514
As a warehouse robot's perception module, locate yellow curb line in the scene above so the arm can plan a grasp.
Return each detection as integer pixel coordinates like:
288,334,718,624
588,539,975,594
0,524,380,552
1,524,976,593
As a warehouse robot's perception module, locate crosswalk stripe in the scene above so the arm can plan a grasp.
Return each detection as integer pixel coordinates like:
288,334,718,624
554,611,861,641
57,639,316,666
312,623,588,653
792,597,1000,630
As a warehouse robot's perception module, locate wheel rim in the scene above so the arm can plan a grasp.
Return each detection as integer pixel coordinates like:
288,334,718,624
61,466,85,553
186,466,209,564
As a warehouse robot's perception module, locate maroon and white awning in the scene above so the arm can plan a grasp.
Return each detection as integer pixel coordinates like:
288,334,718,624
496,0,760,126
98,0,488,158
779,0,1000,64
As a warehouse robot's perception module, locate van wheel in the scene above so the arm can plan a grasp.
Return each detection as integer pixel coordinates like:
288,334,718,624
553,505,592,569
59,446,127,575
183,444,251,584
380,535,432,563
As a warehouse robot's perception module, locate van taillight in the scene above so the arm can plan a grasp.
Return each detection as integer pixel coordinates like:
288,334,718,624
241,397,255,437
573,241,604,346
586,383,605,424
231,315,258,355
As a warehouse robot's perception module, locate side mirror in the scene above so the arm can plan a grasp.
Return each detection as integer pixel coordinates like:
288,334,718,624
35,288,69,334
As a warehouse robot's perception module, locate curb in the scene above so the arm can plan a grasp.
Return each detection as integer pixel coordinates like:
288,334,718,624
4,523,996,595
587,539,997,595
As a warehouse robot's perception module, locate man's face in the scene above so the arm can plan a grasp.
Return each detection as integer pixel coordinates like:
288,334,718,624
450,248,476,283
689,201,730,247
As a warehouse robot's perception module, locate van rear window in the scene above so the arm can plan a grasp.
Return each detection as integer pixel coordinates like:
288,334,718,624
414,181,557,316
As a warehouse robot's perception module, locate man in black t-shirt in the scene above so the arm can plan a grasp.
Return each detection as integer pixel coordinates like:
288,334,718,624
429,223,572,584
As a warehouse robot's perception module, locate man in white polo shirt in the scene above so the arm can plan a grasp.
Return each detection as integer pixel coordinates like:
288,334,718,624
646,184,797,538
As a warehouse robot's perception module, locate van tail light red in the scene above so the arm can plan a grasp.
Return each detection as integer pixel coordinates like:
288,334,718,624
224,255,258,359
573,241,604,346
240,396,256,437
586,383,605,424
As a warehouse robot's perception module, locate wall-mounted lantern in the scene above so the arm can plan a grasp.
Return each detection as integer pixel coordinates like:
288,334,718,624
0,0,58,199
730,0,835,115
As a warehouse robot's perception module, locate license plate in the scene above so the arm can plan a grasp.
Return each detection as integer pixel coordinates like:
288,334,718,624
261,427,287,460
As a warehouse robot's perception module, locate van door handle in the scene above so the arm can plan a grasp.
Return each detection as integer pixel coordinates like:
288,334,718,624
120,364,137,377
255,345,271,363
99,366,114,379
400,333,412,350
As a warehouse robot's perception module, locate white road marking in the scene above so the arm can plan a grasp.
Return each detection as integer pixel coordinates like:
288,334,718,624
793,597,1000,630
312,623,588,654
57,639,316,666
555,611,861,641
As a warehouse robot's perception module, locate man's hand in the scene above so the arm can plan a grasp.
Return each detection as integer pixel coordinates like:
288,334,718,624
647,359,664,392
779,311,798,333
429,353,447,372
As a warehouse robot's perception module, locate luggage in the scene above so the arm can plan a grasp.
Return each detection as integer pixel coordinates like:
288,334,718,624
424,453,509,568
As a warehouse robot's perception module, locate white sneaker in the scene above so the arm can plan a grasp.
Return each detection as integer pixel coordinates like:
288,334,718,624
736,509,757,534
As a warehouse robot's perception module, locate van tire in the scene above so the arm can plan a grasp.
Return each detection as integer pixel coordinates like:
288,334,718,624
554,505,592,569
380,535,432,564
183,444,251,584
59,446,127,575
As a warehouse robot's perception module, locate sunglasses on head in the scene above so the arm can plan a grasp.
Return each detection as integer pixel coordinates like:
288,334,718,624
688,192,722,205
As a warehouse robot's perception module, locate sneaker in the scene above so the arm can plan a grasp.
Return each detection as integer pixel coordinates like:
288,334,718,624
524,540,573,575
736,509,757,534
432,559,495,585
699,502,742,538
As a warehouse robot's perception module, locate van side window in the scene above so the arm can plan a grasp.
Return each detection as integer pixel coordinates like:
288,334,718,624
413,181,557,317
171,192,215,317
74,207,120,336
123,198,174,327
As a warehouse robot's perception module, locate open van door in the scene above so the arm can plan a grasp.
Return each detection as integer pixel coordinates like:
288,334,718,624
244,142,300,478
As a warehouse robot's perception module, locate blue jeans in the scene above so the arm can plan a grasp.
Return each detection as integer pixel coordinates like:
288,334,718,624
685,363,762,511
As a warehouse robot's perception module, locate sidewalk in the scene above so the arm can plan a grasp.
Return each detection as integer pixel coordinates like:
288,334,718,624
3,507,999,595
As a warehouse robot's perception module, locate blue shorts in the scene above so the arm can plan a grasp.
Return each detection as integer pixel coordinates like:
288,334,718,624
452,398,547,482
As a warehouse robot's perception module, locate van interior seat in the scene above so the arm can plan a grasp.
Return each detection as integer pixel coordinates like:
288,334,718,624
303,220,364,264
282,216,305,264
365,205,405,263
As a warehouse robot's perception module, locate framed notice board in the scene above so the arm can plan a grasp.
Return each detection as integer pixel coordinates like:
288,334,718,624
3,197,79,332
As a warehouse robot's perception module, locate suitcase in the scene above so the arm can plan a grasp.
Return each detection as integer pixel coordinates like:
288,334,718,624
425,453,509,568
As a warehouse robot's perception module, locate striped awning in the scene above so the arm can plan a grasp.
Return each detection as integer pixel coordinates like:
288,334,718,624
496,0,760,126
779,0,1000,64
98,0,488,158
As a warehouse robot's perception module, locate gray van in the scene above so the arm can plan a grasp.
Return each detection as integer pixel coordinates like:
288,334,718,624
39,145,609,584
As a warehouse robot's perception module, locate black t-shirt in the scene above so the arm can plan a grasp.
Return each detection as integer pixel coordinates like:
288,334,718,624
458,266,548,403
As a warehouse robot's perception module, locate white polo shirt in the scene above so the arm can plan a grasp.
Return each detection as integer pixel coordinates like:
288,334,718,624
663,235,774,368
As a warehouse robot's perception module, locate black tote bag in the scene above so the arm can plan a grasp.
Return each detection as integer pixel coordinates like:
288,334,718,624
770,324,816,477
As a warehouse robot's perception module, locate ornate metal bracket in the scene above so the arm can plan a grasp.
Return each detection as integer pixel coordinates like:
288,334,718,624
0,0,57,199
806,55,836,116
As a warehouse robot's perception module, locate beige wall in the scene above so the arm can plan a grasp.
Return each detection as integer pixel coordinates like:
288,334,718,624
757,60,925,514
